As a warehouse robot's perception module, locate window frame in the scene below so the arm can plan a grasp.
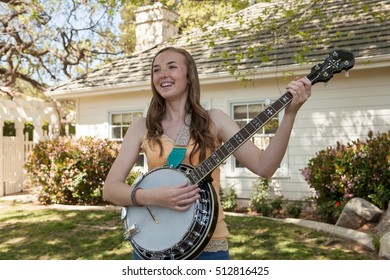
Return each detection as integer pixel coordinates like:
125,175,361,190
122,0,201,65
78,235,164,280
108,110,143,140
227,99,289,178
108,109,146,170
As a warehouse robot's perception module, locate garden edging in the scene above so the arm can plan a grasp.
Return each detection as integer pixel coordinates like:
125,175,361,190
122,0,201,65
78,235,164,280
224,212,375,252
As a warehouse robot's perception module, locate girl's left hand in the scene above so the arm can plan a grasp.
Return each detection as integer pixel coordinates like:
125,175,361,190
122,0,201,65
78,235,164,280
285,77,312,114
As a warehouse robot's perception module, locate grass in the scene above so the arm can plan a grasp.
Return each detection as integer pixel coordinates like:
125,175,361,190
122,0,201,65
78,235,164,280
0,201,378,260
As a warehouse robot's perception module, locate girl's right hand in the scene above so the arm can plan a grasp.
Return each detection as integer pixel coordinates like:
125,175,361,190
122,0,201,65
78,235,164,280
136,182,200,211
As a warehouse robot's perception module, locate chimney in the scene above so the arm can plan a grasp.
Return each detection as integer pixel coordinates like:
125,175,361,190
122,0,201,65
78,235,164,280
135,2,179,52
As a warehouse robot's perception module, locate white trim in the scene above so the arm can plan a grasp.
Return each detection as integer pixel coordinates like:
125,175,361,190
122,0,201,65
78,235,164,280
47,82,151,99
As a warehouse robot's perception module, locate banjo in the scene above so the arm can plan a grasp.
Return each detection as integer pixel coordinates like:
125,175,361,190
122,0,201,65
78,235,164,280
121,50,355,260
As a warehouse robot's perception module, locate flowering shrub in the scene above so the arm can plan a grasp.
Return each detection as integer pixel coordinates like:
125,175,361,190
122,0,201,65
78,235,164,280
315,200,346,224
220,184,238,212
302,130,390,222
25,137,120,205
250,177,272,213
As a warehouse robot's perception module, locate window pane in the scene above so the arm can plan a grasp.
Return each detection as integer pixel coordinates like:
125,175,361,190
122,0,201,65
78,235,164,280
248,104,263,118
122,113,132,125
253,135,271,150
133,112,143,119
111,114,122,125
111,127,121,139
264,118,278,134
122,126,128,137
233,105,247,119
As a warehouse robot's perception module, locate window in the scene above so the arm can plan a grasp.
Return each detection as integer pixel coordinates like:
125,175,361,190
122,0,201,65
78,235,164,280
231,101,283,173
109,110,145,171
109,111,143,140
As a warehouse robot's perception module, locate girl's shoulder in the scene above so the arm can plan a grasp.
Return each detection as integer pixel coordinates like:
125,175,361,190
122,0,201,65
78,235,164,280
207,108,240,142
133,116,147,128
124,117,147,141
207,108,227,118
207,108,232,124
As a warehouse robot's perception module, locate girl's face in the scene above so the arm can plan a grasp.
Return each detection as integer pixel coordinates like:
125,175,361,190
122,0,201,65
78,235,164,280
152,50,189,102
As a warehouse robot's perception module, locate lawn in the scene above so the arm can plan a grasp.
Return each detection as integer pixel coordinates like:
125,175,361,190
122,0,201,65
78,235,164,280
0,201,379,260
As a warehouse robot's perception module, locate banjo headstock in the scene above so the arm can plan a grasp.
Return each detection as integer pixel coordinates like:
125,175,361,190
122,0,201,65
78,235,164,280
306,50,355,85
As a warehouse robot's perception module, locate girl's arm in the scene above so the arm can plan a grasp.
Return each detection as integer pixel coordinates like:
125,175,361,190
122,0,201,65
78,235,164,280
103,118,146,206
210,77,311,178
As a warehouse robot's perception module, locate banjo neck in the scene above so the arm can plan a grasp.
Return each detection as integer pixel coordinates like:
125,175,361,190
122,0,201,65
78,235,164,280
186,91,293,185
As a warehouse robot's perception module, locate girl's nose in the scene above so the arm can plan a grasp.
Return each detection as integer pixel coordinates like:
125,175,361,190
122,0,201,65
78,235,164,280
160,69,168,78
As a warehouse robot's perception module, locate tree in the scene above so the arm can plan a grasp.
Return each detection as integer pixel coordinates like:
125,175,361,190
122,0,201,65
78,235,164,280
0,0,125,98
119,0,258,54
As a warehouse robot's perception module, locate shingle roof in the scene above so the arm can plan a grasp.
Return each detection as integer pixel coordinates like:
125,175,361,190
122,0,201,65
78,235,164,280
48,0,390,95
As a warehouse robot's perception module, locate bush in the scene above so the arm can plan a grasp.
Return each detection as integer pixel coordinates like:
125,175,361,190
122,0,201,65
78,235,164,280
270,196,283,216
220,184,238,212
249,177,271,212
126,170,142,186
255,202,271,217
302,130,390,221
25,137,120,205
286,201,303,218
315,200,345,224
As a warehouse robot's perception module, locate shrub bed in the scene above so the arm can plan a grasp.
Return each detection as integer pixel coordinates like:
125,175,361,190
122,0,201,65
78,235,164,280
302,130,390,223
25,137,119,205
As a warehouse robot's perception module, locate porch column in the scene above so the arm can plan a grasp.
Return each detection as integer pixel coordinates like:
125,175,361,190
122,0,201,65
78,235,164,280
14,120,24,193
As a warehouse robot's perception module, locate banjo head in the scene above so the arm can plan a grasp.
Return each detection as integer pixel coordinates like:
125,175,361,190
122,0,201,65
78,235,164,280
121,165,218,260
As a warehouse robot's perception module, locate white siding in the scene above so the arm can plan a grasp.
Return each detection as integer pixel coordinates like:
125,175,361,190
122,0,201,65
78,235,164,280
278,67,390,201
76,91,152,138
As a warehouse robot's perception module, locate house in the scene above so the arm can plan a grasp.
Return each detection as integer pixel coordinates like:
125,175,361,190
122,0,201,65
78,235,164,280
47,1,390,205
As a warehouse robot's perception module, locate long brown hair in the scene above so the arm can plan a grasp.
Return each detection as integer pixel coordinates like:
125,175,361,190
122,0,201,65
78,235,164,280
146,47,216,164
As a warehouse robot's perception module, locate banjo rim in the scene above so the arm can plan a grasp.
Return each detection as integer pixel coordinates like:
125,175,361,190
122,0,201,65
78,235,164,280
123,164,219,260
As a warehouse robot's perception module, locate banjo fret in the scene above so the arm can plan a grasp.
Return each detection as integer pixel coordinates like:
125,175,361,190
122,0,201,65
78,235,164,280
239,126,252,139
215,148,226,161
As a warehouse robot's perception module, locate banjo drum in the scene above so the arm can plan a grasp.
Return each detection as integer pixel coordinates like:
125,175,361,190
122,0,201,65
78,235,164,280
121,164,218,260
